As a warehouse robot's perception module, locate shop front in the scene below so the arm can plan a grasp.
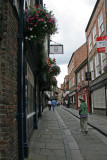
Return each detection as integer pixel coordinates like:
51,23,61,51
76,86,89,112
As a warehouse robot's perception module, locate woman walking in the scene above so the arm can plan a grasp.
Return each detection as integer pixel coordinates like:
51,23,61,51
79,98,88,133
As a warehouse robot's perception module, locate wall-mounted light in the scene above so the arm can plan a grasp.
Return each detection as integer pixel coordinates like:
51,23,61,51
0,13,3,39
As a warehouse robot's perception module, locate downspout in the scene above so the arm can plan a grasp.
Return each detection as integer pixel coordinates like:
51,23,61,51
85,30,92,114
17,0,25,159
104,0,107,35
75,72,78,109
104,0,107,116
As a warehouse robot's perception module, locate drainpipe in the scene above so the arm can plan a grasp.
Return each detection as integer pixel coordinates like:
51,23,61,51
104,0,107,35
17,0,25,159
104,0,107,116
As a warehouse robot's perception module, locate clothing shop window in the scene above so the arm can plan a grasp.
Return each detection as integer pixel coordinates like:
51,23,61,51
101,53,106,73
90,59,94,80
95,54,99,78
98,12,104,36
89,34,92,53
93,25,96,46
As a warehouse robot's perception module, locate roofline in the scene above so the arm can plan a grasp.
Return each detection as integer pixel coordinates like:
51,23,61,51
85,0,100,32
67,42,86,67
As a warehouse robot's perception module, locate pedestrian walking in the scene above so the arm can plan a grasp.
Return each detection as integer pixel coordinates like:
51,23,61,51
52,99,56,111
79,97,88,133
48,100,52,111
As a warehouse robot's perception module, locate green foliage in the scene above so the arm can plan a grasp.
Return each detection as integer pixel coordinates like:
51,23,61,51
24,5,57,40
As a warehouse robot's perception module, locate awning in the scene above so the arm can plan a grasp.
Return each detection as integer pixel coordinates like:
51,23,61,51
63,91,69,97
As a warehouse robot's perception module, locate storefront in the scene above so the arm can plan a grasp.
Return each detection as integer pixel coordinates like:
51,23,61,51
69,91,76,109
90,86,107,116
76,86,89,112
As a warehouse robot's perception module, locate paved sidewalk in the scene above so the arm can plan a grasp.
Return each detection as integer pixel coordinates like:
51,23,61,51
62,106,107,137
25,107,83,160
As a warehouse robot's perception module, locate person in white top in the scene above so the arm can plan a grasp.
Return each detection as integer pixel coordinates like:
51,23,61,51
48,100,52,111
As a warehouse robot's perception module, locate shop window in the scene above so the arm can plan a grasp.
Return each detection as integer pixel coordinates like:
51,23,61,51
27,82,34,115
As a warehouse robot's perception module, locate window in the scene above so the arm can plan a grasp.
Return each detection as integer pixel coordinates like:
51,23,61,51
69,80,72,89
95,54,99,78
93,25,96,46
78,73,80,83
72,77,74,86
81,69,84,81
89,34,92,52
85,66,87,72
13,0,20,15
98,12,104,36
101,53,106,73
90,59,94,80
71,62,74,72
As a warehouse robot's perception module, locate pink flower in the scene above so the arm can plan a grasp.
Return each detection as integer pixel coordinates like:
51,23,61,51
34,24,37,27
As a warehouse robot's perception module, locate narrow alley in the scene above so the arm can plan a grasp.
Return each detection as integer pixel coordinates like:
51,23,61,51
25,106,107,160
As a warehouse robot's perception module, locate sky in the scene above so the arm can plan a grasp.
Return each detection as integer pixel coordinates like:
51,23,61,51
43,0,97,88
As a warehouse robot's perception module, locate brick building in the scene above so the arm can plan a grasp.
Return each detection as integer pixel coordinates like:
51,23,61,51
0,0,20,159
74,58,89,112
68,43,87,109
85,0,107,116
0,0,49,159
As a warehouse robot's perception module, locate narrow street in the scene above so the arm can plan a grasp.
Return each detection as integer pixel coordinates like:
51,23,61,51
56,107,107,160
25,106,107,160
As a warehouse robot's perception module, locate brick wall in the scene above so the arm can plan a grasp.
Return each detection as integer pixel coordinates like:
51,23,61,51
0,0,19,159
68,43,87,93
86,0,105,61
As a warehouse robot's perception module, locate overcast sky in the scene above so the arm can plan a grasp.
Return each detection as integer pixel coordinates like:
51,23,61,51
43,0,97,87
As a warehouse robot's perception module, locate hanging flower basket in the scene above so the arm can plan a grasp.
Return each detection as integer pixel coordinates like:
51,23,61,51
24,6,57,40
52,77,57,86
51,65,61,76
103,64,107,73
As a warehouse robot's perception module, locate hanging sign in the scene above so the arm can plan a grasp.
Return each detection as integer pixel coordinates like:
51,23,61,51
96,36,107,52
85,72,91,81
50,45,63,54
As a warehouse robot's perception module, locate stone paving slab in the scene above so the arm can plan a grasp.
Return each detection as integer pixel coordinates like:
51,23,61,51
25,108,67,160
24,108,87,160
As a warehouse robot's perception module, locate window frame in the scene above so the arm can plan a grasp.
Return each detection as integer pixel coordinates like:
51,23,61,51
98,11,104,36
93,25,97,46
95,54,99,78
90,59,94,80
89,34,92,53
100,53,106,73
